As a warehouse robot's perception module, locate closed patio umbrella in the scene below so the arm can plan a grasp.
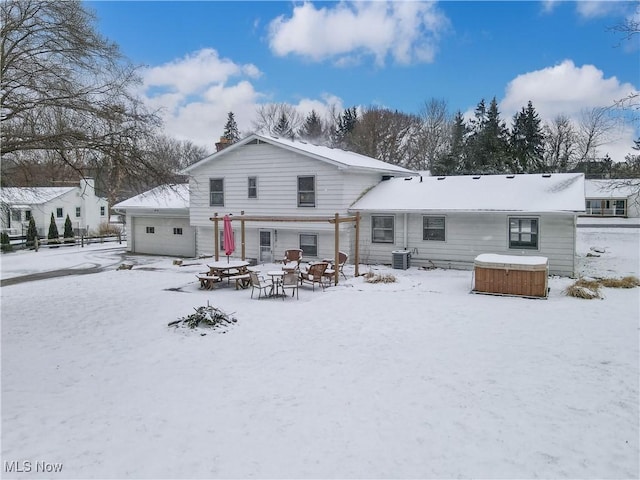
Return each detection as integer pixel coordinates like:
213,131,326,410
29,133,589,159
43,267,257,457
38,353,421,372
223,214,235,262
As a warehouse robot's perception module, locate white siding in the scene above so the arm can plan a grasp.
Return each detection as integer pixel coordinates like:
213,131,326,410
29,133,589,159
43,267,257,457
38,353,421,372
188,142,380,259
189,143,382,226
355,212,577,276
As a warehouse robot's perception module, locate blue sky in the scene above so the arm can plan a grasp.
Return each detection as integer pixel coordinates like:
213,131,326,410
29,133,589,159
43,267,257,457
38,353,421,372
87,1,639,160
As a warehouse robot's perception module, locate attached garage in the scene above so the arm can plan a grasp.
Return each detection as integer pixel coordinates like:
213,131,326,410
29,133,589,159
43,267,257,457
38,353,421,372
113,184,196,258
131,216,195,257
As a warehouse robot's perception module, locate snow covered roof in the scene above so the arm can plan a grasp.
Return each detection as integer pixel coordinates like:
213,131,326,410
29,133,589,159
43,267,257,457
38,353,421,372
113,184,189,210
0,187,75,206
183,134,416,176
585,179,638,198
350,173,586,213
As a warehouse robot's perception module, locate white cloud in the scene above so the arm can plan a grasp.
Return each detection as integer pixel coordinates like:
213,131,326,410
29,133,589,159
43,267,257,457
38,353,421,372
142,48,261,96
267,1,449,66
499,60,638,162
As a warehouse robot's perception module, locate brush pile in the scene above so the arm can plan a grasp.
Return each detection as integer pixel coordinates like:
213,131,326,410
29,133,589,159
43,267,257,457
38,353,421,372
169,302,237,331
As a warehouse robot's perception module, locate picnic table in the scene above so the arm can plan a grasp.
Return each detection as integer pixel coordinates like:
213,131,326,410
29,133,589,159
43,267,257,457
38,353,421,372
207,260,252,289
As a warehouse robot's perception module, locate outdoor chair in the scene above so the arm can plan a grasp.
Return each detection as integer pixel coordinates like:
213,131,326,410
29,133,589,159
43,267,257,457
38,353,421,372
299,262,328,291
249,271,273,299
322,251,348,280
283,249,303,268
281,272,300,300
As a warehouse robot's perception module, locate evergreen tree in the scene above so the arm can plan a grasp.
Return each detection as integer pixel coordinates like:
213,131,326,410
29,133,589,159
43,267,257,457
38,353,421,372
1,232,12,252
48,212,60,242
299,110,325,143
510,101,545,173
222,111,240,143
433,111,467,175
334,106,358,148
63,214,74,242
26,216,37,248
466,98,510,173
273,112,293,138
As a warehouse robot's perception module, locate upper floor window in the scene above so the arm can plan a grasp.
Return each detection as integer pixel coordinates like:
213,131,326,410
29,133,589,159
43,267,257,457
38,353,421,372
100,206,106,216
210,178,224,206
423,216,445,241
146,227,155,234
298,176,315,207
56,208,63,218
509,218,538,249
173,228,183,235
76,207,81,217
372,215,394,243
248,177,257,199
10,209,21,222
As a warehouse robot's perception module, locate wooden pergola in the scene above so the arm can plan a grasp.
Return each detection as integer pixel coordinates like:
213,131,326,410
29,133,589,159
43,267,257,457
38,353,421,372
210,211,361,285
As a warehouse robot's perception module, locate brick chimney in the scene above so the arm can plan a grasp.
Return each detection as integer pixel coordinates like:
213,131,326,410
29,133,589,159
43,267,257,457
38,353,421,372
215,136,231,152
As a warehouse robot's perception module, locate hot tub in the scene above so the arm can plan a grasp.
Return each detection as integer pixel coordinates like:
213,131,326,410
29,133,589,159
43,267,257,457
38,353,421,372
473,254,549,298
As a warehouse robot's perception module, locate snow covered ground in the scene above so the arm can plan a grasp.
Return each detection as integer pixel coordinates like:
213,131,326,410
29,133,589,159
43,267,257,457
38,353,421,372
1,228,638,479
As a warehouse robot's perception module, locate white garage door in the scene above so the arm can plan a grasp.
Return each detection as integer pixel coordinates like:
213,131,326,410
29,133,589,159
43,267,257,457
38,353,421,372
132,217,196,257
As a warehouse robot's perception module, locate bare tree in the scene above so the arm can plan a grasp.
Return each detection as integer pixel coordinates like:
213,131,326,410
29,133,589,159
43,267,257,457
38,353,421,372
251,103,304,138
1,0,169,193
409,98,453,171
348,107,421,167
576,107,618,163
542,115,577,172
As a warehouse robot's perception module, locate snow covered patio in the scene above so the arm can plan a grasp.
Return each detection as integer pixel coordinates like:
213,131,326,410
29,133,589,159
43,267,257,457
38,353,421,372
1,228,638,479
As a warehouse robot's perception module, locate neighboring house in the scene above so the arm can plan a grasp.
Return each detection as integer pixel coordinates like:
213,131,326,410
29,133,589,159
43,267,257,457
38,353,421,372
113,184,196,257
182,134,415,262
584,179,639,218
0,178,108,237
349,173,586,277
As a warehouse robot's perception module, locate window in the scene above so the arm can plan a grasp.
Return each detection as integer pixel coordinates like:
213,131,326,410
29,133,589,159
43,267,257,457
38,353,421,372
299,233,318,257
76,207,81,218
372,215,394,243
146,227,155,234
423,216,445,241
56,208,63,218
209,178,224,206
10,209,21,222
219,230,235,251
248,177,257,199
100,206,106,216
298,176,315,207
173,228,183,235
25,210,31,221
509,218,538,249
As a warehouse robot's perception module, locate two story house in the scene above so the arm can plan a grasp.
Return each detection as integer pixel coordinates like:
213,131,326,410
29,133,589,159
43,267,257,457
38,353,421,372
0,178,109,237
182,134,415,263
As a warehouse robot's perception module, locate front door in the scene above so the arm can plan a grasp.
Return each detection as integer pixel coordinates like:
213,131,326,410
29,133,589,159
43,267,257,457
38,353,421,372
259,230,273,263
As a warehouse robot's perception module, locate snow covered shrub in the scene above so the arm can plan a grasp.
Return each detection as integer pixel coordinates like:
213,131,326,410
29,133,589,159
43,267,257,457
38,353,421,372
564,283,600,299
47,212,60,244
63,214,75,243
364,271,397,284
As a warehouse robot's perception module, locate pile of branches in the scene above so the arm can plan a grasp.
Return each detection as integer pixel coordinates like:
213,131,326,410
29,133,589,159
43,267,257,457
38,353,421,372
169,302,237,331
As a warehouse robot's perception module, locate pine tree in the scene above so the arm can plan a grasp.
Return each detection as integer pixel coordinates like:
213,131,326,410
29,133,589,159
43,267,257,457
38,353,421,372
26,216,37,248
273,112,293,138
510,101,545,173
334,106,358,148
434,111,467,175
299,110,324,143
466,98,510,173
48,212,60,243
63,214,74,242
223,111,240,143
